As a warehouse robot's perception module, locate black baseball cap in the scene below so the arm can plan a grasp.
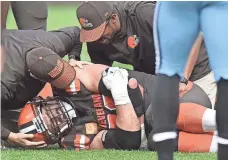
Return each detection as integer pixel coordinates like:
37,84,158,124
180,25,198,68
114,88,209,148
26,47,76,89
77,1,114,43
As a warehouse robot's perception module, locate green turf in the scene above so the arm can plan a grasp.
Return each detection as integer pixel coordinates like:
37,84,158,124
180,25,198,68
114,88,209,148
2,4,214,160
1,149,216,160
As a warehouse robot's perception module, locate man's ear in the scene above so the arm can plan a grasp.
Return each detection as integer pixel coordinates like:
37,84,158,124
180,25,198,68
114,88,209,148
110,14,117,23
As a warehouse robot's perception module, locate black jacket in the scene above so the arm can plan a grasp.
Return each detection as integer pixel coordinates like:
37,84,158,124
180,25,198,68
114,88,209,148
87,2,156,74
1,27,82,139
86,2,211,80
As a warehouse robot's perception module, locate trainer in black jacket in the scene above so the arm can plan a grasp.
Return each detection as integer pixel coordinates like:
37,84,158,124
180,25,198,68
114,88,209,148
1,27,81,141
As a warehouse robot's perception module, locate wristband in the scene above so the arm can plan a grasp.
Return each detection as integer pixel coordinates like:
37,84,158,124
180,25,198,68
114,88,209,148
180,77,188,85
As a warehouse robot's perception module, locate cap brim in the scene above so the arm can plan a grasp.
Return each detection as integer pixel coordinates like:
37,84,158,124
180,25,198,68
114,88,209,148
80,22,106,43
50,60,76,89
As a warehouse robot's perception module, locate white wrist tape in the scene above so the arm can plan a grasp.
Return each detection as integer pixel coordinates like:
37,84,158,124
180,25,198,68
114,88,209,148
111,85,131,106
102,67,131,105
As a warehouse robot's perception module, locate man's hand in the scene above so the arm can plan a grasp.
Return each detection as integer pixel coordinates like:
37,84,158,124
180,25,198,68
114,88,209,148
69,59,93,69
179,82,187,93
102,67,128,90
179,77,189,93
8,132,47,148
102,67,131,105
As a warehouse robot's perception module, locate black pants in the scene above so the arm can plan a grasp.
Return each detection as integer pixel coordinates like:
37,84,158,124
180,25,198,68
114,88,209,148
2,1,47,30
11,1,48,30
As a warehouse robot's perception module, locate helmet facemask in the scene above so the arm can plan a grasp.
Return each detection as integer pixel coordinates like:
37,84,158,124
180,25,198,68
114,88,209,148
29,97,76,144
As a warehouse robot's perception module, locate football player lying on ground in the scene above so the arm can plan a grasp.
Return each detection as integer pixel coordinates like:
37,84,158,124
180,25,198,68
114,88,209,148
18,66,218,152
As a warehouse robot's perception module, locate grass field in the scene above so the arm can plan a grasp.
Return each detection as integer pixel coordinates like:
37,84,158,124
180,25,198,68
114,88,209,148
2,4,216,160
2,149,216,160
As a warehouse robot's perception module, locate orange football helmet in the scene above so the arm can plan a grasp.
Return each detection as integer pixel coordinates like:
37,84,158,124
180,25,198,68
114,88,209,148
18,96,76,144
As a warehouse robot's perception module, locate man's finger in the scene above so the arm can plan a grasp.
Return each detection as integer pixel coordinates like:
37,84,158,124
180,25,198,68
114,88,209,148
76,62,84,69
70,60,93,68
34,143,47,148
20,133,34,139
25,140,46,146
81,61,93,65
69,61,77,66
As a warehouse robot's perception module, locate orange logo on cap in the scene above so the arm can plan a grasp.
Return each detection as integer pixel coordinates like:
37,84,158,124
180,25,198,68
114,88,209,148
79,18,86,25
127,35,139,49
79,18,93,28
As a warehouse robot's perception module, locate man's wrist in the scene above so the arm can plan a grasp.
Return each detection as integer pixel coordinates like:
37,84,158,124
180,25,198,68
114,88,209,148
8,132,17,141
180,77,188,85
1,127,11,140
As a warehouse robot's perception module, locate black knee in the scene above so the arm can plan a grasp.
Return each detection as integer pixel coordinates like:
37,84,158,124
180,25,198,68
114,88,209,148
102,128,141,150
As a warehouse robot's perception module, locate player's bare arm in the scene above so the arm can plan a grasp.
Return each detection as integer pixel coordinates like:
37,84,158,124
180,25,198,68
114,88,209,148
74,64,108,93
90,68,141,150
180,33,204,92
74,64,144,96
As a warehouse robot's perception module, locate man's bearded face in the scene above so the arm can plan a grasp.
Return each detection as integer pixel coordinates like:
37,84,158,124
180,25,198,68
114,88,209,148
40,99,77,143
